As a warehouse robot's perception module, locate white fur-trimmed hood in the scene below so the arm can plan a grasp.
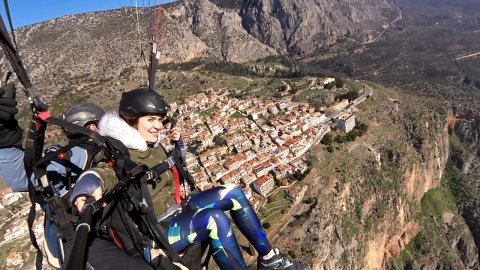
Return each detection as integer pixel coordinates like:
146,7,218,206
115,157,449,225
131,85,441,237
97,111,148,151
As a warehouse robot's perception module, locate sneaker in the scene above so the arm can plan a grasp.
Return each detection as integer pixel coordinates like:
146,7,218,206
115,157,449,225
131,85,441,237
257,248,308,270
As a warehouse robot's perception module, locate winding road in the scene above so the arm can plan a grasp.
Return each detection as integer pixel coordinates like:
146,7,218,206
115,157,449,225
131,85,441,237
362,1,403,44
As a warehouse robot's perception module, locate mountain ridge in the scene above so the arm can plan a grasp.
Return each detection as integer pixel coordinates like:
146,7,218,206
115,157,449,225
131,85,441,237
4,0,396,100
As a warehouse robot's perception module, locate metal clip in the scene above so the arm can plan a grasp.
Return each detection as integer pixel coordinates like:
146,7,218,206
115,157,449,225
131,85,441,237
139,198,148,213
166,157,175,168
145,170,155,180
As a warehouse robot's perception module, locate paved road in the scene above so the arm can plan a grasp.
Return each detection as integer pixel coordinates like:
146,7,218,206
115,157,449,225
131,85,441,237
349,83,373,107
0,232,28,248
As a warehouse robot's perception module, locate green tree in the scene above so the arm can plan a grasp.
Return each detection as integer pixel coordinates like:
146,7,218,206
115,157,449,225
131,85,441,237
213,134,226,147
321,133,333,145
325,82,335,90
357,122,368,134
475,81,480,90
335,135,346,143
335,77,344,88
336,90,359,102
346,132,356,142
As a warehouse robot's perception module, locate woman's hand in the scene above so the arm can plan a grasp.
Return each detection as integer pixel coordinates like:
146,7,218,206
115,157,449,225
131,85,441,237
69,173,105,213
169,127,181,142
74,187,105,213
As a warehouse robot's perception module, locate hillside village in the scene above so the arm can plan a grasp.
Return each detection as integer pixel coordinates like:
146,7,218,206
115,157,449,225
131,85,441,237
157,77,371,205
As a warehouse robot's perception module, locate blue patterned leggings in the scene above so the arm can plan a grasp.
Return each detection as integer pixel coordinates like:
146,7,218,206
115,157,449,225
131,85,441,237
167,184,272,269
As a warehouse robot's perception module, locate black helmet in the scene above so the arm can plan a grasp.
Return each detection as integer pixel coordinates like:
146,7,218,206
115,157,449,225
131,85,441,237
119,88,168,117
62,103,105,136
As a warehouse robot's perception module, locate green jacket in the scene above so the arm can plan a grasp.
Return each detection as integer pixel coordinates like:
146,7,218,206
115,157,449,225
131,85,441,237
91,145,176,215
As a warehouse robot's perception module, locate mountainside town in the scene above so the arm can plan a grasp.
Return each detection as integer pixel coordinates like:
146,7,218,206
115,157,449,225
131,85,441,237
158,78,371,203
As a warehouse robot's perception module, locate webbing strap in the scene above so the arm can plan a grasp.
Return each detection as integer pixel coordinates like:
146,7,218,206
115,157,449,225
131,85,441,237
45,115,105,146
26,180,43,270
35,137,88,167
149,154,195,202
172,166,181,204
24,117,46,270
124,179,187,267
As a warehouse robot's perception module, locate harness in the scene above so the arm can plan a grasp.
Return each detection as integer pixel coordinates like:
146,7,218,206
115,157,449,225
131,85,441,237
41,143,104,268
89,139,202,270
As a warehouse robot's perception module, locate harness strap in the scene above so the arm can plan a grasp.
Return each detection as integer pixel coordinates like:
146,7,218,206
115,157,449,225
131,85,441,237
148,155,187,203
26,179,43,270
35,137,88,167
149,159,171,177
122,174,188,267
171,153,197,192
171,166,181,204
108,228,125,249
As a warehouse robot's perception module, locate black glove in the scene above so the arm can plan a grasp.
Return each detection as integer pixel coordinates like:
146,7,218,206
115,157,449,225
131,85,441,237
0,83,18,121
0,83,22,148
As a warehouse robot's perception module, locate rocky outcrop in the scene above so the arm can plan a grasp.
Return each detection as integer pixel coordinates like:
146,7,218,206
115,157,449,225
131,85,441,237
240,0,394,55
451,116,480,263
5,1,280,101
265,92,478,269
182,0,277,62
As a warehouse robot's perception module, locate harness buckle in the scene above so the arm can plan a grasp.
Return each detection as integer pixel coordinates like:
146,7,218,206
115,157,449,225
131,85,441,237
145,170,155,180
166,157,175,168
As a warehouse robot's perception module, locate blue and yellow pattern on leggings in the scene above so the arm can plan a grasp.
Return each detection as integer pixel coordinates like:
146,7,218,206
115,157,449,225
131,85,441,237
167,184,272,269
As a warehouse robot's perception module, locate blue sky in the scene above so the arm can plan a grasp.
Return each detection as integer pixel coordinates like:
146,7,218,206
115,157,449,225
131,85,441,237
1,0,174,28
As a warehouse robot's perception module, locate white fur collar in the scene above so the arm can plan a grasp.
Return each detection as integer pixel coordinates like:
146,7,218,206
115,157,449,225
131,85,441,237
98,112,148,151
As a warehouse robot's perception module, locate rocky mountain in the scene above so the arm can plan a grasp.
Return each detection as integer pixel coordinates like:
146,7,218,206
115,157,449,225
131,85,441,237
2,0,397,105
240,0,395,55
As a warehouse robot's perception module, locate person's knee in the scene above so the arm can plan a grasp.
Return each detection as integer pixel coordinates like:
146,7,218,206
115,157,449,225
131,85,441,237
221,184,245,199
197,208,232,235
206,209,230,225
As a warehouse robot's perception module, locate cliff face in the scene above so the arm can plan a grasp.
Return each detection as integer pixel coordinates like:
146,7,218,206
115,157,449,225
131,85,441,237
450,116,480,264
240,0,394,55
181,0,277,62
263,88,478,269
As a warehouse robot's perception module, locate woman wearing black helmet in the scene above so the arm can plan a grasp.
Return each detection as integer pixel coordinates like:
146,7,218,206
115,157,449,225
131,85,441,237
71,88,307,270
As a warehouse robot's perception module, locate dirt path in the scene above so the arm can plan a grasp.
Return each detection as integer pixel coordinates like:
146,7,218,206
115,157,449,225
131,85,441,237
363,1,403,44
455,52,480,60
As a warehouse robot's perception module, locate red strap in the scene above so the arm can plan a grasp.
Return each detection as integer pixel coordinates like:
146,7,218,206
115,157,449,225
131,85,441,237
108,228,124,250
172,166,181,204
37,111,52,121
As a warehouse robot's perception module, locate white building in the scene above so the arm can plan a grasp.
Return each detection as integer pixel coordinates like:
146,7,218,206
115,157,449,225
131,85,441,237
267,106,279,115
319,77,335,85
252,175,275,197
2,192,22,206
336,113,356,133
